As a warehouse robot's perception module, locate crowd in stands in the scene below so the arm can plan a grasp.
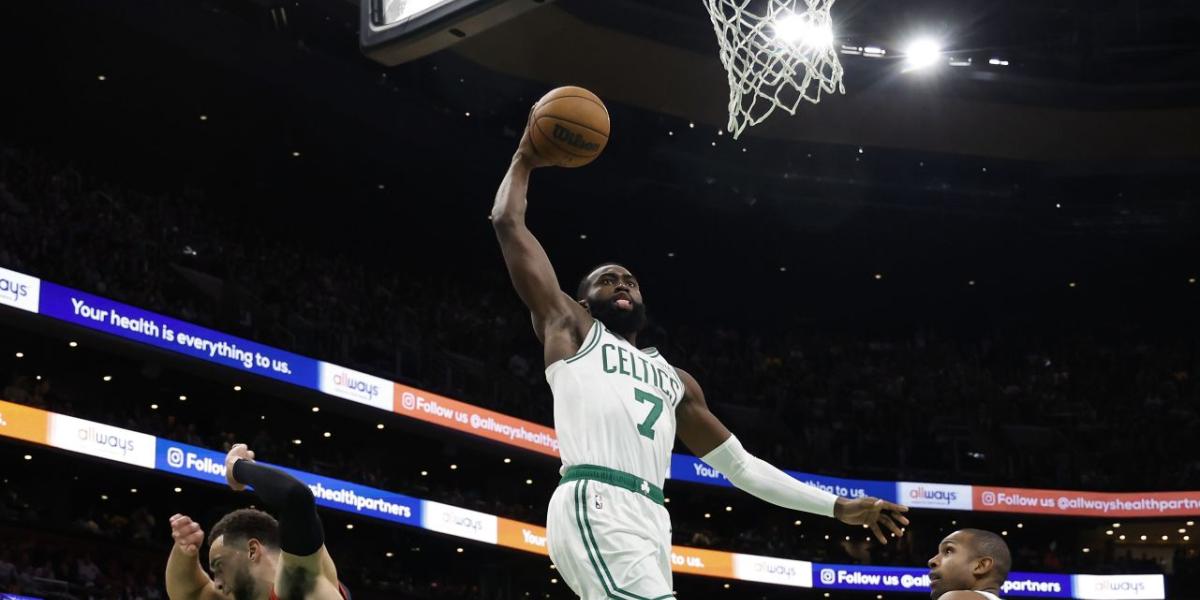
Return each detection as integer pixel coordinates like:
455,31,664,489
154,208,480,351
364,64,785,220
3,141,1198,492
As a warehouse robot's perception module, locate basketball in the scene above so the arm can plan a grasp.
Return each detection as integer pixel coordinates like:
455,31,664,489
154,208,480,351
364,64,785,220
528,86,610,168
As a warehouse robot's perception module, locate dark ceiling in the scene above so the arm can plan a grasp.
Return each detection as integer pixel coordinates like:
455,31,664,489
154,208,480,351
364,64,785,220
1,0,1198,333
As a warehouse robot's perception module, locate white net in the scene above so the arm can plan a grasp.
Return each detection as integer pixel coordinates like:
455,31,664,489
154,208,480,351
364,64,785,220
704,0,845,139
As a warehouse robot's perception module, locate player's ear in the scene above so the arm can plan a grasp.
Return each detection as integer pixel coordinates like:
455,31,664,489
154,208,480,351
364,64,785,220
972,556,993,577
578,298,589,310
247,538,262,562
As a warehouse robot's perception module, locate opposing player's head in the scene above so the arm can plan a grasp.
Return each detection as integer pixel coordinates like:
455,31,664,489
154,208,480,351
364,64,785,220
576,263,647,336
209,508,281,600
928,529,1011,599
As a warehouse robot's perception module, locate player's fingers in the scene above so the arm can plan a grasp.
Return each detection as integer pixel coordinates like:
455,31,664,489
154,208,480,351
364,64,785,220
881,501,909,514
879,513,903,538
247,450,255,460
869,521,887,545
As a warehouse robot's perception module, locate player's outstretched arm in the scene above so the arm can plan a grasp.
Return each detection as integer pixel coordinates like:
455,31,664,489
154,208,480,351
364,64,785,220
165,514,225,600
224,444,342,600
491,117,590,349
674,368,910,544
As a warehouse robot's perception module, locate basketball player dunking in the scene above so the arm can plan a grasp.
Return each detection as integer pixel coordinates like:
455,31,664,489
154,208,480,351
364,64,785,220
165,444,349,600
492,116,911,599
927,529,1012,600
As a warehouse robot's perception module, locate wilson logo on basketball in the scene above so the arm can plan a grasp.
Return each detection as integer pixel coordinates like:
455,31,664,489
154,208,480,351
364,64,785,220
552,124,599,152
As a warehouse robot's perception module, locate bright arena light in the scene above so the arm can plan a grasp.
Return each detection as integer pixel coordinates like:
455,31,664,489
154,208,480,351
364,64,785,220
773,13,833,48
904,38,943,70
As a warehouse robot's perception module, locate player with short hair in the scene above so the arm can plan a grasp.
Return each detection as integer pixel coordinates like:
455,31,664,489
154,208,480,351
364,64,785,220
927,528,1012,600
165,444,348,600
491,115,910,599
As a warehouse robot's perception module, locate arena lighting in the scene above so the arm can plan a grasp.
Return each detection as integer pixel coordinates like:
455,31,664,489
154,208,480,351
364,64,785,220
292,439,302,445
1141,535,1148,541
689,122,695,128
1082,548,1090,553
233,385,241,391
1017,523,1023,528
14,352,22,358
450,464,458,470
199,115,208,121
794,520,802,525
100,494,108,500
464,112,470,117
874,273,883,280
1186,536,1192,541
23,454,31,460
97,74,106,81
311,406,320,413
386,552,393,558
174,487,182,493
1106,530,1114,535
988,58,1010,66
420,470,428,476
726,506,733,512
772,13,834,48
68,341,78,347
705,513,711,519
376,423,385,429
377,184,386,190
323,432,332,438
1001,530,1008,536
1113,523,1121,528
525,479,533,485
150,404,158,410
291,151,301,157
102,375,112,382
456,548,464,553
130,488,138,493
503,458,511,464
1189,521,1196,526
903,38,942,70
664,498,670,503
551,578,558,584
178,395,187,401
724,584,731,589
1119,535,1126,540
1180,528,1187,533
346,524,354,530
1162,535,1169,541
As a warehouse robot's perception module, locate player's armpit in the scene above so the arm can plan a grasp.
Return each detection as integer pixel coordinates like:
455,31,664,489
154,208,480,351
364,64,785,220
674,367,733,457
275,547,342,600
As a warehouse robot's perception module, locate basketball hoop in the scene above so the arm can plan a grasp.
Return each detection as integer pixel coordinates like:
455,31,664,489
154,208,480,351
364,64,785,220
703,0,845,139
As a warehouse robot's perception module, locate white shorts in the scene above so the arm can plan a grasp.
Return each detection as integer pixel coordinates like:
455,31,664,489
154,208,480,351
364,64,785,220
547,479,675,600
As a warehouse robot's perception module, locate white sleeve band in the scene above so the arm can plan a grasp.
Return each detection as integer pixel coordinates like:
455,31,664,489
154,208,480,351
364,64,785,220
700,435,838,518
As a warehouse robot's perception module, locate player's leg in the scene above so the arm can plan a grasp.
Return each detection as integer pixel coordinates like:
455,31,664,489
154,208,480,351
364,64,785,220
569,481,674,600
547,484,608,599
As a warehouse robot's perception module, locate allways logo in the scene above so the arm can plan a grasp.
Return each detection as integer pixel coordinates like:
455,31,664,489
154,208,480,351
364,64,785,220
908,486,958,505
77,425,137,457
332,371,380,399
0,267,38,313
0,276,28,303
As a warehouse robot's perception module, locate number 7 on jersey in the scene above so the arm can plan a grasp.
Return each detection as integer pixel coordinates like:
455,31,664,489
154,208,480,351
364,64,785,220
633,388,665,440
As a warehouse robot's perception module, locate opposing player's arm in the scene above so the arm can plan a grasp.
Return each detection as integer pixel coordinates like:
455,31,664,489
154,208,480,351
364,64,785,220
491,124,590,348
224,445,342,600
674,368,910,544
165,514,225,600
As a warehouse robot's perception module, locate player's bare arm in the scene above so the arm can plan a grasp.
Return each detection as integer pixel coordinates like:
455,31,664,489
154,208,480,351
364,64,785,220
224,444,343,600
165,514,226,600
674,367,911,544
491,115,592,365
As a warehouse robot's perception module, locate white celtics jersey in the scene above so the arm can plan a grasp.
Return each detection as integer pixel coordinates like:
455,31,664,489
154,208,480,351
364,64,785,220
546,319,683,488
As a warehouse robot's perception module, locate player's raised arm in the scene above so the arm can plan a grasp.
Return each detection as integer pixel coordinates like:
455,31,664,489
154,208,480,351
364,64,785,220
224,444,342,600
490,119,590,348
165,514,225,600
674,367,911,545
